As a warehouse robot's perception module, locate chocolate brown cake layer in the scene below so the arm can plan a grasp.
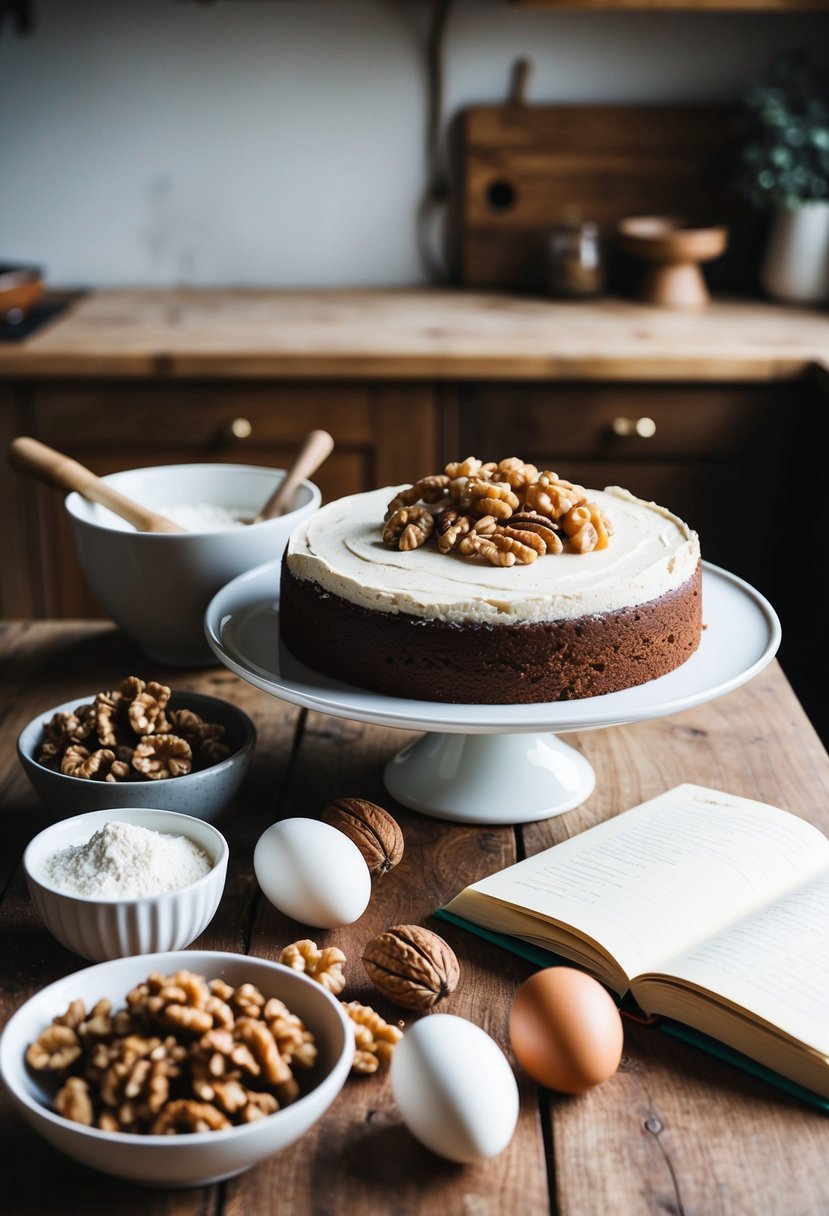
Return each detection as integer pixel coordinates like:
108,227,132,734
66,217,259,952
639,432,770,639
279,560,703,704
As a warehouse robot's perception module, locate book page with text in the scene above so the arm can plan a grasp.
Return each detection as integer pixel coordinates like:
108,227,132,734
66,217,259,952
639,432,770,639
458,785,829,982
639,870,829,1055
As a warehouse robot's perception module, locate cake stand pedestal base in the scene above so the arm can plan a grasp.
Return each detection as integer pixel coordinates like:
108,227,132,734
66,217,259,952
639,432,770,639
384,732,596,825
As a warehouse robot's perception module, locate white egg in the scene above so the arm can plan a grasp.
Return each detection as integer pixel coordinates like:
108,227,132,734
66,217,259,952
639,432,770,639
253,817,371,928
390,1013,519,1164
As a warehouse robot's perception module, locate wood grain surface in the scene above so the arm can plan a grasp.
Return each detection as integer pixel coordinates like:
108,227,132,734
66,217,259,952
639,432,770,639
1,621,828,1214
0,289,828,381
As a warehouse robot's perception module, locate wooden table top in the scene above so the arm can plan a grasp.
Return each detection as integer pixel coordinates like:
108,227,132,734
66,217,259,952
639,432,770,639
1,289,828,381
2,621,828,1214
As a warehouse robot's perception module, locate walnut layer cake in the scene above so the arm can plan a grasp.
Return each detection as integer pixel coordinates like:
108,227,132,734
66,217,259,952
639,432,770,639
279,485,702,705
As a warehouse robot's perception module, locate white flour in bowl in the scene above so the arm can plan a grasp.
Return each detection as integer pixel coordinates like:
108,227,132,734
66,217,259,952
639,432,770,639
44,821,212,898
154,504,249,531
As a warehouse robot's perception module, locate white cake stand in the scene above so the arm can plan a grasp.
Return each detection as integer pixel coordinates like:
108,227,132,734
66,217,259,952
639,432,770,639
205,561,780,825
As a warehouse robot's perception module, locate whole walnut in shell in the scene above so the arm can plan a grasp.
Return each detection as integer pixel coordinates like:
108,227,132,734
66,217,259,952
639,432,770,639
322,798,404,878
362,925,460,1011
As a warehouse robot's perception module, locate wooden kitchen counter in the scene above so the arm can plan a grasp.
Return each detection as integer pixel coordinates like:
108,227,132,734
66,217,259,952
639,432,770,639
1,288,828,381
1,620,828,1215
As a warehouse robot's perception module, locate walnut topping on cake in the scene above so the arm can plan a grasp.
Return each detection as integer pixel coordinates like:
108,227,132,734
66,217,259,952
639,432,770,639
382,458,612,565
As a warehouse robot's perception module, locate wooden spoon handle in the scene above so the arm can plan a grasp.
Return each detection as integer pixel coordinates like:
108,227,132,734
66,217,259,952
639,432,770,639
254,429,334,522
8,436,186,534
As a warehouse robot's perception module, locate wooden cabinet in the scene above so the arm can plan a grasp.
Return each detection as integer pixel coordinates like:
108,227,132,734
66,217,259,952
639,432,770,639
1,375,807,631
1,380,437,618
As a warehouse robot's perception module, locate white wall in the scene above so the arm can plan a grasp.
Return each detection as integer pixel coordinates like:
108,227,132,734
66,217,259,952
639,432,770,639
0,0,823,288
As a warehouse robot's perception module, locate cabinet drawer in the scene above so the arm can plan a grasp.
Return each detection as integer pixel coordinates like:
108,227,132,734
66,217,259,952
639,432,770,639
32,383,373,448
452,384,782,461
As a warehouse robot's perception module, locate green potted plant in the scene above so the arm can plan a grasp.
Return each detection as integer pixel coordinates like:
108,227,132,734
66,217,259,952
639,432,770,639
734,51,829,304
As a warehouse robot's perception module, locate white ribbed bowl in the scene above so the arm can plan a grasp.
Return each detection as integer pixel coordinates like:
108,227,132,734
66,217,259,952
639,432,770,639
0,951,353,1187
23,808,228,962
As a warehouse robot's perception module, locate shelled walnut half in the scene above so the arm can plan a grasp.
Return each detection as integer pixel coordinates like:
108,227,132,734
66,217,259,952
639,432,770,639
35,676,232,782
25,969,319,1136
381,457,613,564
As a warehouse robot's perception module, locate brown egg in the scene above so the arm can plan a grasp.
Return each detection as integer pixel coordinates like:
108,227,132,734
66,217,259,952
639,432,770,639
509,967,624,1093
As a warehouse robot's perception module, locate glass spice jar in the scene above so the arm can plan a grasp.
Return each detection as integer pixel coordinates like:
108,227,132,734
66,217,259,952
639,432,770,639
545,214,605,298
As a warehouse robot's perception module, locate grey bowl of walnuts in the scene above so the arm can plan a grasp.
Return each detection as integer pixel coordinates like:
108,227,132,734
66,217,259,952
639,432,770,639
17,682,256,822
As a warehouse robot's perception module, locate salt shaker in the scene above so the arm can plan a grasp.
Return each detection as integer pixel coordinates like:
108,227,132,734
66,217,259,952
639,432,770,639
545,213,604,298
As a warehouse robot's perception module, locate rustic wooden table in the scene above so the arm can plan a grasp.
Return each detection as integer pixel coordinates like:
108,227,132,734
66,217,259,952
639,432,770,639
2,621,828,1215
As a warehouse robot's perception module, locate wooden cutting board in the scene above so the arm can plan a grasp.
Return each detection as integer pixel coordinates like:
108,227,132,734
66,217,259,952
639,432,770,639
459,103,739,294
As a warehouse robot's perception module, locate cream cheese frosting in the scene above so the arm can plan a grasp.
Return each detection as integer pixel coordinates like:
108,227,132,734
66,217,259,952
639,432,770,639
286,485,700,624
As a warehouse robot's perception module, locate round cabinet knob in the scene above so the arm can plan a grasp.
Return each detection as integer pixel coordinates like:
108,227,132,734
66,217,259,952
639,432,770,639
611,416,656,439
225,417,253,442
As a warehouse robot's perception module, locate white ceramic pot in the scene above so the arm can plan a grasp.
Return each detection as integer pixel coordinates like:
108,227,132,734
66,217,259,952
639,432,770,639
760,201,829,304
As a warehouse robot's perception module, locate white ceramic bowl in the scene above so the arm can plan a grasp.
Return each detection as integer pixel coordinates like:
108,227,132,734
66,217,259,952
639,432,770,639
17,690,255,821
22,807,229,961
65,463,321,665
0,950,353,1187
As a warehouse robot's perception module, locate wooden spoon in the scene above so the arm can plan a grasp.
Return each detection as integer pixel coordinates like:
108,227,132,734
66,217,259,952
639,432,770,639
253,429,334,523
8,436,186,533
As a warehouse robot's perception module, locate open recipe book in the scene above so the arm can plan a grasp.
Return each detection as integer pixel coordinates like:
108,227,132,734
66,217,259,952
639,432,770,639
439,785,829,1106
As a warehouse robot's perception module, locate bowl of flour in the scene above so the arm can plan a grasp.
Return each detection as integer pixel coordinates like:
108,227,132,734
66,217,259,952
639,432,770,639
23,807,229,961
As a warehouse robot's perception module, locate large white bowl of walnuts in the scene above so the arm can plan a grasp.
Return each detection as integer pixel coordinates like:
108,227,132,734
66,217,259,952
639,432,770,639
0,951,353,1187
